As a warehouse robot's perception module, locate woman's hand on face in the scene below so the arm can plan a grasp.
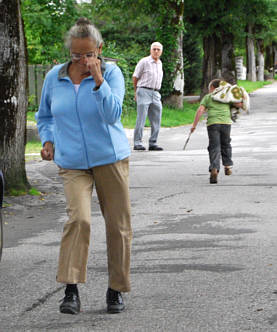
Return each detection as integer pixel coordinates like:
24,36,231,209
41,142,54,161
86,57,103,87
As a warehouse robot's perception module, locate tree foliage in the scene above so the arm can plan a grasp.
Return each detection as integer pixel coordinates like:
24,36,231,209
21,0,79,64
104,0,185,102
182,0,277,89
21,0,277,97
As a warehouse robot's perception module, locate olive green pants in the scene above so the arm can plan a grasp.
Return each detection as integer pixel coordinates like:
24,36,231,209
56,158,132,292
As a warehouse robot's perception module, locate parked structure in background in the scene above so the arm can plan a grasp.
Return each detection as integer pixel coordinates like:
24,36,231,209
235,56,247,80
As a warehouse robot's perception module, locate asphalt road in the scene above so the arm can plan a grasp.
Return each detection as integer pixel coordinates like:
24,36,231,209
1,82,277,331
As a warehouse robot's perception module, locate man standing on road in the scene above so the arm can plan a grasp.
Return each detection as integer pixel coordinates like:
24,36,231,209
133,42,164,151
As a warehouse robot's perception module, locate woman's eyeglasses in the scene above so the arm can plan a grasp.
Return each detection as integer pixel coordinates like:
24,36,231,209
71,52,97,61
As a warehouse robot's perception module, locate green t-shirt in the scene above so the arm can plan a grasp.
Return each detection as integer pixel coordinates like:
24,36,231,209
200,94,232,126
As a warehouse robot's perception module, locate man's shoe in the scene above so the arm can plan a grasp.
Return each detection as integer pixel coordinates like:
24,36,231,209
224,166,232,176
210,168,218,184
60,292,81,315
149,145,163,151
106,288,125,314
134,145,146,151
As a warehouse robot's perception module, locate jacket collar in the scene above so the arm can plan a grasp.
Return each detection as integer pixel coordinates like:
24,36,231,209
58,56,106,80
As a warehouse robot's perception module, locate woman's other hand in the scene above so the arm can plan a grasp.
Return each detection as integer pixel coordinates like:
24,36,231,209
41,142,54,161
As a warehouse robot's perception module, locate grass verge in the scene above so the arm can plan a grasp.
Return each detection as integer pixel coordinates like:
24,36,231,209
27,112,36,122
8,187,41,196
25,140,41,154
25,140,41,162
238,80,272,93
122,101,198,128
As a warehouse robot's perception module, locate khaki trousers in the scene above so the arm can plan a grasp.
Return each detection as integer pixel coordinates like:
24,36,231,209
56,158,132,292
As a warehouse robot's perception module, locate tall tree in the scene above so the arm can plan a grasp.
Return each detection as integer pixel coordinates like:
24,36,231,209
0,0,29,192
257,38,265,81
105,0,185,109
201,34,220,94
182,27,202,95
273,42,277,71
246,23,257,81
221,31,235,82
157,0,184,108
183,0,246,95
243,0,277,81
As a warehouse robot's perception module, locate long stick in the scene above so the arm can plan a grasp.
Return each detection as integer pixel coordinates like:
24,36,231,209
183,132,192,150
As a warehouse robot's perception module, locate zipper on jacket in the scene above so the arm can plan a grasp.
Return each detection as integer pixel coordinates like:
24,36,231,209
70,80,90,169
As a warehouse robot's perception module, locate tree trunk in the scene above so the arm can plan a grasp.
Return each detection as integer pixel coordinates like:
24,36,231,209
0,0,29,192
246,24,256,82
221,32,236,84
164,29,184,109
265,45,273,70
273,43,277,72
201,34,219,97
161,0,184,109
257,39,264,81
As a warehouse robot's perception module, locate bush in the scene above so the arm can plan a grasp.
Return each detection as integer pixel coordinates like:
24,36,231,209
27,94,38,113
102,42,146,116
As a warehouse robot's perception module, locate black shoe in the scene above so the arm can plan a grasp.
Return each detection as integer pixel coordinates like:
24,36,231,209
60,292,81,315
106,288,125,314
134,145,146,151
149,145,163,151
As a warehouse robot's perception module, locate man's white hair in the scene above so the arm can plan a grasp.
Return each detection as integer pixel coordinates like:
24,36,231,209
151,42,163,50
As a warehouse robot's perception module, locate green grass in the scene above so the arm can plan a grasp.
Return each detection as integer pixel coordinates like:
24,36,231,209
121,80,273,128
28,187,41,196
28,104,198,130
25,140,41,154
9,187,41,196
25,140,41,161
27,112,36,122
26,103,198,159
238,80,272,93
161,103,198,127
122,101,198,128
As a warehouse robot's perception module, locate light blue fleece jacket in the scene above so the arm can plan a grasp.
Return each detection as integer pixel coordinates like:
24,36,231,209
36,60,130,169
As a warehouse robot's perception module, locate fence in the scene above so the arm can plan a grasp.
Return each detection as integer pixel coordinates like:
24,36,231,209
28,65,52,107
